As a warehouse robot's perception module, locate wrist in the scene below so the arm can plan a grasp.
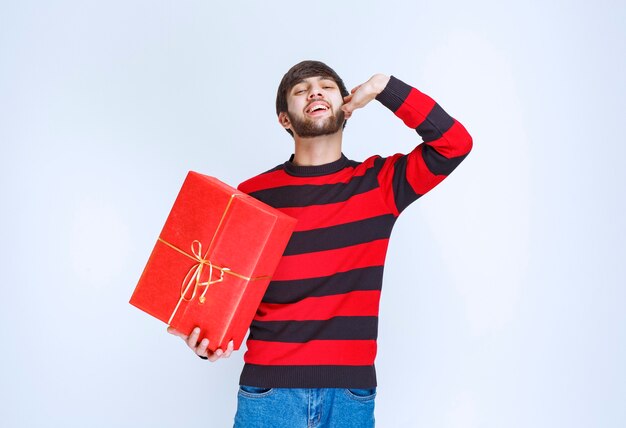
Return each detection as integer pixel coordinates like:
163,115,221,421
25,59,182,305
371,74,390,94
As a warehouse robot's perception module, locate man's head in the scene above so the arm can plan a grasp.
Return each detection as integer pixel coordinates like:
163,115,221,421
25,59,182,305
276,60,350,138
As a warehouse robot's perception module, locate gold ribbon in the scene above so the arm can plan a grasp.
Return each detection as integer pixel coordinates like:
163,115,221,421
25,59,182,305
157,194,271,325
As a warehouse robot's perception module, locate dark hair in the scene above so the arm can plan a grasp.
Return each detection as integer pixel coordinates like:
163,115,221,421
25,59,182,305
275,60,349,136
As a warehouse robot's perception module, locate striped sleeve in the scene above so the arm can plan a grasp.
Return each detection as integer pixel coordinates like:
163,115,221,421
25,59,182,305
375,76,473,214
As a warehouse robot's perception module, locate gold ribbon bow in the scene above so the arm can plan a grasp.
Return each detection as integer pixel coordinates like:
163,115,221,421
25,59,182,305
157,194,271,326
158,238,231,325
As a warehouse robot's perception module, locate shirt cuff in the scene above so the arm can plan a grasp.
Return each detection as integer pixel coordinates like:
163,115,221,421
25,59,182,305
375,75,413,113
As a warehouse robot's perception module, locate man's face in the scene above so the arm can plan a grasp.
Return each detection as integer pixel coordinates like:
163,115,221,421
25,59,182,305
282,76,346,138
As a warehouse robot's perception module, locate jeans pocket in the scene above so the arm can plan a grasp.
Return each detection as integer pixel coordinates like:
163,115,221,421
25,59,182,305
345,387,377,402
238,385,274,398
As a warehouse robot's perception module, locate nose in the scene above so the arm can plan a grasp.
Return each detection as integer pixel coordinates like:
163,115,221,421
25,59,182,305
308,85,324,99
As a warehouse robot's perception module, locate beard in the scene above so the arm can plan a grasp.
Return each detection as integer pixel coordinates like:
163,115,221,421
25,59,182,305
287,108,345,138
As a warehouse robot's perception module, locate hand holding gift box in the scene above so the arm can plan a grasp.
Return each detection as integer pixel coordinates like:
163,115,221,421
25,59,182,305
167,326,234,361
130,171,296,353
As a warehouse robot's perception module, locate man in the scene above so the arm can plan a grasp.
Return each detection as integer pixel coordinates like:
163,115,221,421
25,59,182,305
169,60,472,427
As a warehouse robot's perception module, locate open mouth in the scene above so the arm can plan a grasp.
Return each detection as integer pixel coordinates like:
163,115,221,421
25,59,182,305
305,101,330,115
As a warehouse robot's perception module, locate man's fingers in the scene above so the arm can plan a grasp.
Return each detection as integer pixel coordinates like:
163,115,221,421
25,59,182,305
222,340,235,358
186,327,201,348
342,92,369,113
342,103,354,120
170,328,235,362
207,347,224,362
196,338,209,356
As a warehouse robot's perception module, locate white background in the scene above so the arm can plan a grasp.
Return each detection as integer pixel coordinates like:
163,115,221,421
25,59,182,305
1,0,624,427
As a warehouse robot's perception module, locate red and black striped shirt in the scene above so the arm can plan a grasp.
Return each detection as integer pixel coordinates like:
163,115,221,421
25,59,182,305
237,76,473,388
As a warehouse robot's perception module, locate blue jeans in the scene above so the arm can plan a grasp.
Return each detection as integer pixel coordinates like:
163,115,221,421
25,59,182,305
233,386,376,428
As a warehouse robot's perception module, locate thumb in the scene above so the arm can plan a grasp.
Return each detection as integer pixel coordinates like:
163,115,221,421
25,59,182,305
342,104,353,119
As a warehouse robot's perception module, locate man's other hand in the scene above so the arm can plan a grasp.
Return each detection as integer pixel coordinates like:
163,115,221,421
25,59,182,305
167,326,234,362
341,73,390,118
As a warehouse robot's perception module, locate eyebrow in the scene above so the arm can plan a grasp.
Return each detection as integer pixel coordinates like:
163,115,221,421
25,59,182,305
293,77,336,87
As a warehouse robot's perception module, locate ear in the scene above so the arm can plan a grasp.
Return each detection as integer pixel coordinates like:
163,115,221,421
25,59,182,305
278,112,291,130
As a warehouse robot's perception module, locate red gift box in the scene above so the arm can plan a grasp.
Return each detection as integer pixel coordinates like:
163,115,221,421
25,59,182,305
130,171,296,352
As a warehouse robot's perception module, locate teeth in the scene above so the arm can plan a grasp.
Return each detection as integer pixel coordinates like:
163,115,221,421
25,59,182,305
310,105,328,112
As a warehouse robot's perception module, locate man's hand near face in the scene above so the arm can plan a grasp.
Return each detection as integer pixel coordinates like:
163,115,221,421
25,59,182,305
341,74,390,118
167,326,234,362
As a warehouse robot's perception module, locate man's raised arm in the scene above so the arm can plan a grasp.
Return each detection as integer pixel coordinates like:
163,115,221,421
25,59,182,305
344,73,473,214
